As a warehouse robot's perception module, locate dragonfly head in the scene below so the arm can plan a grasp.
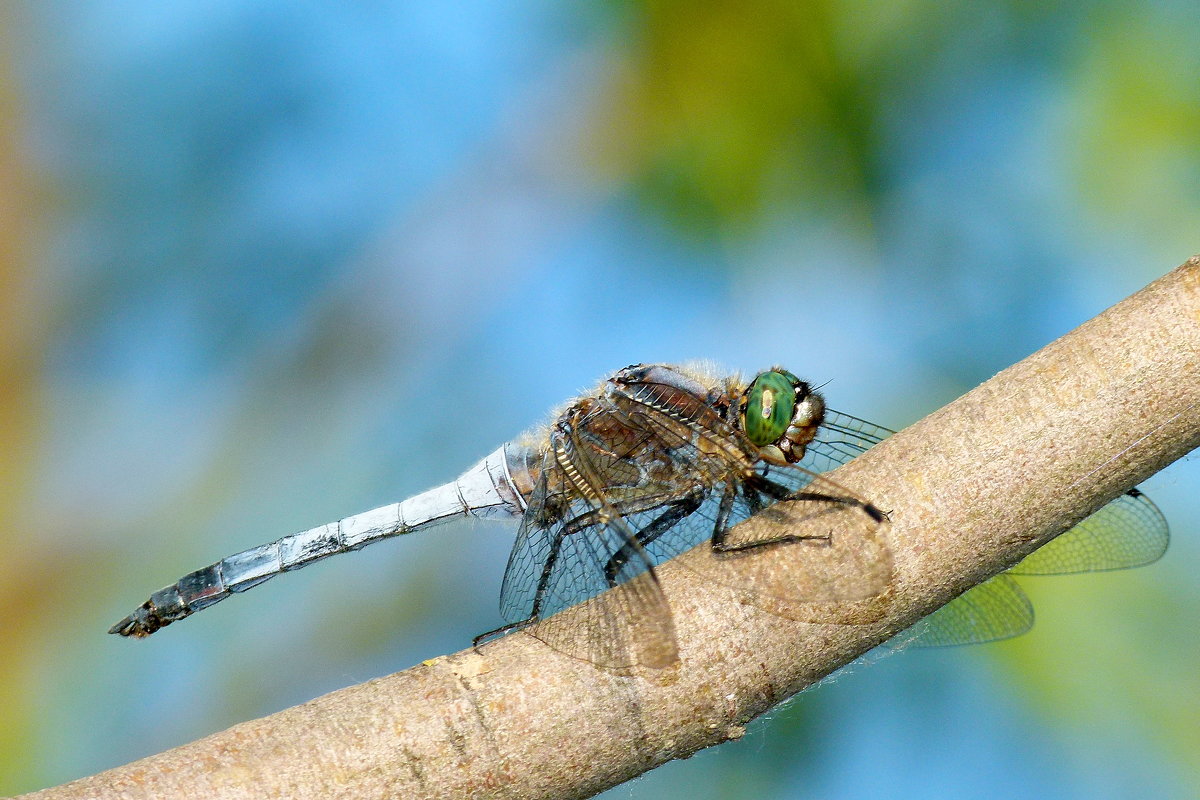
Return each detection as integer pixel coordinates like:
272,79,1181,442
741,369,826,466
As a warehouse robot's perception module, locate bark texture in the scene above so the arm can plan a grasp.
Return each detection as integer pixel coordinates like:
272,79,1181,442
21,256,1200,800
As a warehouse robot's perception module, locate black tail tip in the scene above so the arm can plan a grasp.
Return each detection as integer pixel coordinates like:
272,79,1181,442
108,617,137,636
108,603,163,638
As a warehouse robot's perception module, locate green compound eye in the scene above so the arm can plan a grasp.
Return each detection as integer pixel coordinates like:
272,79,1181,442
743,371,797,446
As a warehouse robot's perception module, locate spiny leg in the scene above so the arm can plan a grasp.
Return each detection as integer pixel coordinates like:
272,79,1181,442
709,479,737,543
747,472,883,520
474,492,692,648
475,522,572,647
743,479,765,516
603,488,706,585
560,491,690,536
712,473,883,553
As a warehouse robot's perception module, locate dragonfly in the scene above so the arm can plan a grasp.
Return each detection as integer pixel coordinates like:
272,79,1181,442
110,363,1169,668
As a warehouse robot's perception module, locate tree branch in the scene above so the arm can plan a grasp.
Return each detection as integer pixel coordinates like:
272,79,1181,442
23,257,1200,800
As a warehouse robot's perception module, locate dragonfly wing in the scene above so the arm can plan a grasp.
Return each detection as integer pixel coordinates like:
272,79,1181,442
818,413,1169,576
681,468,894,622
612,394,894,620
498,460,556,622
812,412,1168,642
903,574,1033,647
498,424,678,670
907,490,1166,648
1009,488,1169,575
805,409,894,473
514,536,677,670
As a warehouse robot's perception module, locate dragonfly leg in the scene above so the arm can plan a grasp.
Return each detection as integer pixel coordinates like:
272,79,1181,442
711,515,831,553
473,522,571,651
521,490,681,629
602,488,706,585
741,478,765,516
707,477,780,552
473,618,536,649
560,491,693,536
748,472,885,521
710,480,737,540
711,473,884,553
478,490,705,650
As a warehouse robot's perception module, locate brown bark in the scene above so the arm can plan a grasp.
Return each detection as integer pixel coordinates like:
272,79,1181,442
21,256,1200,800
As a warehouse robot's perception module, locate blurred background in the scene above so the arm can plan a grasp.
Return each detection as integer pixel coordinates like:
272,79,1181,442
2,1,1198,797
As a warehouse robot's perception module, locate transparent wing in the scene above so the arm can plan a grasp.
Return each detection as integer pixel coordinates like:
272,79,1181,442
498,433,677,670
1009,488,1169,575
677,480,894,625
902,490,1166,648
904,574,1033,647
816,412,1169,576
614,396,894,621
818,411,1169,642
497,461,570,622
805,409,894,473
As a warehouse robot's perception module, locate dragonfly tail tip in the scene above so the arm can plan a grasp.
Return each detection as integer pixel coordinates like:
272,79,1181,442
108,604,164,638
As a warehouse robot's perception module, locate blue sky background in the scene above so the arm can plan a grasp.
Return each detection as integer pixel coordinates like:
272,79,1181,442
2,1,1198,797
